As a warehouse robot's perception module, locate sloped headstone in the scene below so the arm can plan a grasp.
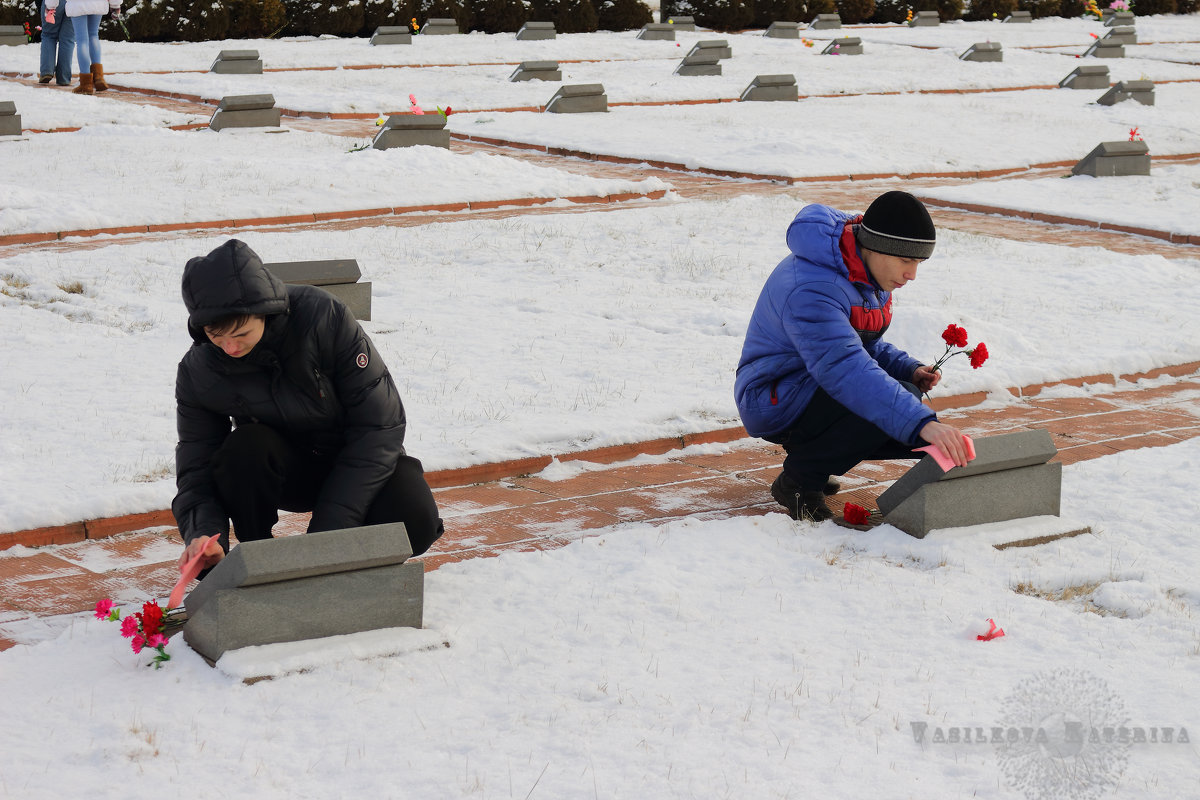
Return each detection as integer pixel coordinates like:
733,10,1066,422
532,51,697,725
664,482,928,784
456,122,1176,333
810,13,841,28
0,100,20,137
1084,38,1124,58
210,49,263,75
1003,9,1032,21
371,112,450,150
665,15,696,30
209,94,281,131
909,10,939,26
1059,64,1109,89
877,430,1061,539
183,522,422,664
1096,78,1154,106
421,18,459,34
960,41,1002,62
821,36,861,55
675,39,731,76
265,259,372,321
1071,140,1150,177
544,83,607,113
1102,25,1137,45
638,23,676,40
516,21,556,40
0,25,25,46
765,21,801,38
509,60,561,82
1104,10,1135,25
370,26,412,45
739,74,798,102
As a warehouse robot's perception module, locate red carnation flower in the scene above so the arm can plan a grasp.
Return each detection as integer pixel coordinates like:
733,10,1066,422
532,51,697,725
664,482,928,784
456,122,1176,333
969,342,989,369
139,601,164,638
843,503,870,525
941,324,968,349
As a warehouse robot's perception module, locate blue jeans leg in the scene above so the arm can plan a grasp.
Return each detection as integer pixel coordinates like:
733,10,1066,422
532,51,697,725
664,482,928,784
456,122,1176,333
71,14,101,73
55,13,75,84
38,4,73,80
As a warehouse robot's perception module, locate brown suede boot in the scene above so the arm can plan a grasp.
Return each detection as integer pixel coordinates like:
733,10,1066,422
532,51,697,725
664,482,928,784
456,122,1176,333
73,73,94,95
91,63,108,92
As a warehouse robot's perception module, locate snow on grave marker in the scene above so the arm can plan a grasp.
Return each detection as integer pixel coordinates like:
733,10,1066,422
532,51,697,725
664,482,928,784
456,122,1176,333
544,83,607,113
810,13,841,28
739,74,798,101
1102,25,1137,45
1003,9,1032,21
910,10,939,26
960,41,1002,62
183,522,423,664
821,36,862,55
370,26,412,45
877,429,1069,540
210,49,263,75
1096,79,1154,106
0,100,20,136
1059,64,1109,90
1084,37,1124,58
1104,10,1135,25
516,21,556,40
264,259,372,321
674,40,731,77
638,22,675,41
509,60,561,82
421,18,459,34
660,14,696,29
209,94,281,131
1071,139,1150,177
371,112,450,150
764,21,801,38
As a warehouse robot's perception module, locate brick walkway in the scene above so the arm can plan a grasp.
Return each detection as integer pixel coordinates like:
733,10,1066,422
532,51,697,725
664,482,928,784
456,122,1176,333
3,65,1200,653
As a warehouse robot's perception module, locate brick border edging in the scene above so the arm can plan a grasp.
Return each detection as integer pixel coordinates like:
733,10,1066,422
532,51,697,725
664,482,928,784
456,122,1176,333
3,361,1196,552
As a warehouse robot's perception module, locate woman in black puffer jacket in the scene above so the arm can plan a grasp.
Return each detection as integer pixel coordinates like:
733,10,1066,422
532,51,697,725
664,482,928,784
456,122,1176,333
172,239,443,572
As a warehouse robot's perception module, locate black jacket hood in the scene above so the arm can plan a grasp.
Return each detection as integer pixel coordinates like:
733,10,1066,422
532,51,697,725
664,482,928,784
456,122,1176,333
182,239,289,342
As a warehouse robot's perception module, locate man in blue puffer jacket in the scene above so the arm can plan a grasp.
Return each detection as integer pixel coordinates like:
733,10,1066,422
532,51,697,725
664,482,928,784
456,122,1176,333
735,191,969,522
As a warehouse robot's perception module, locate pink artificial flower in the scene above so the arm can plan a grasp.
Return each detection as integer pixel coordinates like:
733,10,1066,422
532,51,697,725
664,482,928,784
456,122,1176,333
408,93,424,115
120,615,139,638
130,635,145,654
94,599,114,620
146,634,167,649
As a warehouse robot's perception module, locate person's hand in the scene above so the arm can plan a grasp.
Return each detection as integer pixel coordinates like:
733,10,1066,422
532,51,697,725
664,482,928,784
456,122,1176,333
919,420,970,468
110,6,121,17
178,536,224,572
912,364,941,393
45,7,55,23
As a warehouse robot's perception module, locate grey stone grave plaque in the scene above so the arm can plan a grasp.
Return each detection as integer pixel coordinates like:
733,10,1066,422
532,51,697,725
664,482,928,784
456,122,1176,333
664,15,696,30
821,36,862,55
544,83,607,113
0,25,25,46
421,17,459,34
1102,25,1137,45
638,23,676,41
1104,10,1134,25
739,73,798,101
264,259,373,321
516,21,556,40
1004,9,1032,21
1071,140,1150,177
183,522,422,664
0,100,19,136
371,112,450,150
370,26,412,45
1059,64,1109,90
765,21,801,38
209,94,281,131
675,39,731,76
910,10,939,26
1084,39,1124,57
810,13,842,28
210,49,263,74
1097,78,1154,106
510,60,561,82
877,429,1062,539
960,41,1002,62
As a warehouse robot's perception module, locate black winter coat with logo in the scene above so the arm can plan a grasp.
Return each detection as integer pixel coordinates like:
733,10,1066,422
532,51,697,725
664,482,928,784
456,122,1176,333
172,240,406,545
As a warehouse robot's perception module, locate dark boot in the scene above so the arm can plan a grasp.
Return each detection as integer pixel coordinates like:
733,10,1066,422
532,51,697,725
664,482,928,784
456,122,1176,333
73,72,94,95
91,63,108,92
770,472,833,522
38,74,53,84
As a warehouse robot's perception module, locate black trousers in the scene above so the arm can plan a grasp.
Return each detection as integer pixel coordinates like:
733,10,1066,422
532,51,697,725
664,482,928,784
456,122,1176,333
770,382,927,492
210,424,444,557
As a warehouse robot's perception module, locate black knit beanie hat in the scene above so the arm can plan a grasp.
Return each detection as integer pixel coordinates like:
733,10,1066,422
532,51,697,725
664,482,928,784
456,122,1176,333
856,191,936,260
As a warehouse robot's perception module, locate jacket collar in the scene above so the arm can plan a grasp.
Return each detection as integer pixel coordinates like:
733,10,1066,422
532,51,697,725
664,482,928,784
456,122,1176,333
839,215,882,290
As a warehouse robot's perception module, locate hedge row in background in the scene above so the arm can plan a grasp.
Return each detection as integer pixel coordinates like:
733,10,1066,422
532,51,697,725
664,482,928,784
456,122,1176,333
0,0,1192,38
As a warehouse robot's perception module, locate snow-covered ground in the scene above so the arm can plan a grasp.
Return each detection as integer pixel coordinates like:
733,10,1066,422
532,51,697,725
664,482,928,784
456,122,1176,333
1,18,1199,798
